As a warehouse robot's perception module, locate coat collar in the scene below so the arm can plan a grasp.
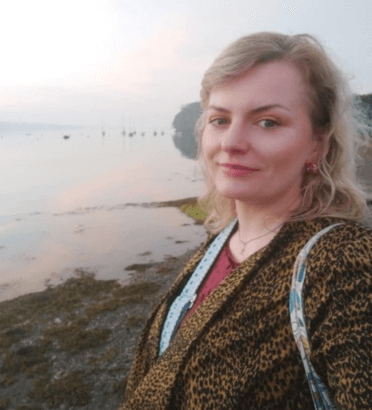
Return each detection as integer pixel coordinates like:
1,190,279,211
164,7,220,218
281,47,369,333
159,216,344,347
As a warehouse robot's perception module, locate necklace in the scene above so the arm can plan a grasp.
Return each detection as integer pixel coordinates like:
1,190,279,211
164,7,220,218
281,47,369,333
237,222,284,255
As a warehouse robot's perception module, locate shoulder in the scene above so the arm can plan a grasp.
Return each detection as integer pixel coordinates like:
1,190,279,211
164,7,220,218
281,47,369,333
318,219,372,267
333,221,372,267
305,219,372,309
304,218,372,262
327,219,372,242
302,219,372,305
304,219,372,336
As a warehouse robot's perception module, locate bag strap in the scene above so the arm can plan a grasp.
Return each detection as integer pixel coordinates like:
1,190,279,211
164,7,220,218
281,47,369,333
290,223,342,410
159,218,238,356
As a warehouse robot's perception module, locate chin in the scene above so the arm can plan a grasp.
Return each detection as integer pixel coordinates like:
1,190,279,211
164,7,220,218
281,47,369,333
214,182,257,199
217,189,255,201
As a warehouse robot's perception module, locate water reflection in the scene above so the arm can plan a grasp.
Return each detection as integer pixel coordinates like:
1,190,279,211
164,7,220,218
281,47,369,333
0,206,206,302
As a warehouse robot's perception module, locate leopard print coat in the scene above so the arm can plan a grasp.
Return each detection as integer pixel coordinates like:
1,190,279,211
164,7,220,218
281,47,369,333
119,217,372,409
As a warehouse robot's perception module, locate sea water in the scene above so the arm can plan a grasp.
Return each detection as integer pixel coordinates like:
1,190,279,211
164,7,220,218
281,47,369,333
0,127,207,301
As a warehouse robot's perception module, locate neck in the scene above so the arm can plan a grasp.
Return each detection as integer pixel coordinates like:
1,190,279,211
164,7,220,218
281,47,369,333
234,194,301,240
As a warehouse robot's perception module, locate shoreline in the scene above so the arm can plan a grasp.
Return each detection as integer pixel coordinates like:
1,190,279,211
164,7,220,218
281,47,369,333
0,198,207,410
0,196,207,303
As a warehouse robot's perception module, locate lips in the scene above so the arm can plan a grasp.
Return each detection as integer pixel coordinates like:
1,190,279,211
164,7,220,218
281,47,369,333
219,163,258,177
220,163,258,171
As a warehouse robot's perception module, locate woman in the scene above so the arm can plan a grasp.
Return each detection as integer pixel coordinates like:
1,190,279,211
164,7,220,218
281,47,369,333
120,33,372,409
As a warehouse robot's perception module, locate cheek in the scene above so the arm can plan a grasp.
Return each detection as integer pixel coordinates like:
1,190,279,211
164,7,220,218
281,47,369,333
267,137,309,163
200,135,218,187
200,135,211,173
268,143,309,179
201,134,215,162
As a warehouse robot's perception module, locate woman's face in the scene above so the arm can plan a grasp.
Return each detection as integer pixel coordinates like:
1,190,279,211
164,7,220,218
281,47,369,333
202,60,320,207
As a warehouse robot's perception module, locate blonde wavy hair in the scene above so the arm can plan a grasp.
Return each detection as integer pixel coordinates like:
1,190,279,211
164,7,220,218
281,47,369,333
195,32,372,233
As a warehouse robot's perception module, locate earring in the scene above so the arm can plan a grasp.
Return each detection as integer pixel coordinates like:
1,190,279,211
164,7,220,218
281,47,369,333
305,162,318,174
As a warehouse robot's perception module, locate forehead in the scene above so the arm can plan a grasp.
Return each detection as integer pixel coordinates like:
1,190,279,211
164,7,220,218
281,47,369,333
208,61,309,111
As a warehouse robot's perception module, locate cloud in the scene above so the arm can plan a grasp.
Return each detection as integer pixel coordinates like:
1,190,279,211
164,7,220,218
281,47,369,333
97,25,195,93
0,0,122,85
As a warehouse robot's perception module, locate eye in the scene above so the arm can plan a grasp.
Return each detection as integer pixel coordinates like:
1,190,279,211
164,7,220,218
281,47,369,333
258,119,279,128
210,117,228,126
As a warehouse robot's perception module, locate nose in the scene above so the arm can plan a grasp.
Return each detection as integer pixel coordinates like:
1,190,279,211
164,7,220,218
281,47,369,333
221,121,250,154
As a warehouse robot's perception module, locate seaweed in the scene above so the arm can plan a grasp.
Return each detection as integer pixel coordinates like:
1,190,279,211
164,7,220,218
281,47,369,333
32,371,92,407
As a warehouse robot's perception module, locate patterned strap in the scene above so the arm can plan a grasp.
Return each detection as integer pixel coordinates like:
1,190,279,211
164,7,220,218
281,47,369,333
289,224,342,410
159,218,238,356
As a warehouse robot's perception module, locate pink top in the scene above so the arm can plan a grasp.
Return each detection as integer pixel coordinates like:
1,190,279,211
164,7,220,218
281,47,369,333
179,243,240,328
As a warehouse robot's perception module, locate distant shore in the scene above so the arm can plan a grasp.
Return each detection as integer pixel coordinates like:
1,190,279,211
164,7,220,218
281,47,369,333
0,197,207,410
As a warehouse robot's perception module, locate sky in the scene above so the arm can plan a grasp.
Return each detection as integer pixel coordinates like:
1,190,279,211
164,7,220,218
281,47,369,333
0,0,371,129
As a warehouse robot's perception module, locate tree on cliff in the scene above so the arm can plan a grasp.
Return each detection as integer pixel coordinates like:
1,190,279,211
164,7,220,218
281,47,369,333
172,102,202,159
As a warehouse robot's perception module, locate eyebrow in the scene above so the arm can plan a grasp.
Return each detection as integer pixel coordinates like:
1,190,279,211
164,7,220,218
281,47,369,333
207,104,291,114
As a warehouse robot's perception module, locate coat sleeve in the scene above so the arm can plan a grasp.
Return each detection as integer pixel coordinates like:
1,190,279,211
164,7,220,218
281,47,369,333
308,226,372,410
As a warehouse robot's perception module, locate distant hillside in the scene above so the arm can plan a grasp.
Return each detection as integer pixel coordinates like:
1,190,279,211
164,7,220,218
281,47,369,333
0,122,81,132
355,93,372,123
